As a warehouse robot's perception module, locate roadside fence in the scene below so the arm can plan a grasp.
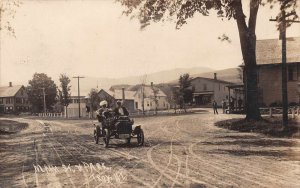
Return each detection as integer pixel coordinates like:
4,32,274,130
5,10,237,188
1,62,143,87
38,113,64,118
259,106,300,118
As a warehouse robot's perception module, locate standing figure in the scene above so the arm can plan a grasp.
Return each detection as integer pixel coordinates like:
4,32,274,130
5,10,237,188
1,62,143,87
221,99,226,114
238,97,243,111
212,100,218,114
230,96,235,113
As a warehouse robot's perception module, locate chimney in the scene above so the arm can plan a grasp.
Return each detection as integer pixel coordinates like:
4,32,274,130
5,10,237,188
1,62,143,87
214,73,217,80
122,88,125,101
9,82,12,87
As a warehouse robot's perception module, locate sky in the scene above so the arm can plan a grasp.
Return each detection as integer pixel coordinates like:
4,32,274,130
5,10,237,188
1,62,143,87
0,0,300,86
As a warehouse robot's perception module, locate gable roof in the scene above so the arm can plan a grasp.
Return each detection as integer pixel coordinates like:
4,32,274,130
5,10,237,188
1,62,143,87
134,86,167,98
109,85,131,92
98,89,114,97
0,85,23,97
190,77,234,85
256,37,300,65
98,89,136,100
113,90,135,100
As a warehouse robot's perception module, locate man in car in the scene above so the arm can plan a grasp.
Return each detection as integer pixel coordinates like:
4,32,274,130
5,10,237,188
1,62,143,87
114,100,129,117
96,100,111,122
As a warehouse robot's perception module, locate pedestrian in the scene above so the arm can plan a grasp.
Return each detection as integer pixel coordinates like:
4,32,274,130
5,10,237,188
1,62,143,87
212,100,218,114
230,96,235,112
221,99,226,114
238,97,243,111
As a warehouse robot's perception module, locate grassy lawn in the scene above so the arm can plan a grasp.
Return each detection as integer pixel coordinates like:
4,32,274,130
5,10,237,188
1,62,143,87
215,116,300,138
0,120,28,134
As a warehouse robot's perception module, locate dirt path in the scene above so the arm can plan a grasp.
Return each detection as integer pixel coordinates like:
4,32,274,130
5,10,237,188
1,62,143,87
0,112,299,187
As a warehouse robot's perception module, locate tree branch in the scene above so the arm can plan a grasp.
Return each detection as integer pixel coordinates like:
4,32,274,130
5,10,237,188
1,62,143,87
233,0,248,33
248,0,260,33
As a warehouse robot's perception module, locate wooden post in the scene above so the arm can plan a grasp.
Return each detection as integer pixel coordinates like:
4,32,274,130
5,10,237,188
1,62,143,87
269,107,273,117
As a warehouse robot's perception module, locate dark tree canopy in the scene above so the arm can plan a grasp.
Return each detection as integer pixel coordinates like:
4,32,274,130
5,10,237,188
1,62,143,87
0,0,21,37
118,0,298,29
59,74,71,108
179,73,193,104
27,73,57,112
89,88,101,111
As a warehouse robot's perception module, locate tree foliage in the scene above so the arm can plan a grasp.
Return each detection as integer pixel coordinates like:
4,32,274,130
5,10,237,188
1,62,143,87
179,73,193,104
150,84,159,114
59,74,71,108
89,88,101,112
118,0,298,29
172,73,193,111
27,73,57,112
0,0,21,37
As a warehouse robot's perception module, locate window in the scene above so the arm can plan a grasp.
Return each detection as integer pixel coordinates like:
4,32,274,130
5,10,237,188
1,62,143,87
203,84,207,91
16,98,22,104
6,98,12,104
288,65,296,81
0,98,3,104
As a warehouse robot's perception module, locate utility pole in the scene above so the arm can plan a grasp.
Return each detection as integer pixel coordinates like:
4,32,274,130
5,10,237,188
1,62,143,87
270,6,300,126
42,88,46,113
72,76,85,118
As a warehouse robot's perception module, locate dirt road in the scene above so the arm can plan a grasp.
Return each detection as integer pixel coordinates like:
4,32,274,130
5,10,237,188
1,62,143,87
1,112,299,188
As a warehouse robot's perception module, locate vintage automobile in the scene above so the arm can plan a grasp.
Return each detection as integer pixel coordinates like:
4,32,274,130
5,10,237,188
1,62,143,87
93,112,144,147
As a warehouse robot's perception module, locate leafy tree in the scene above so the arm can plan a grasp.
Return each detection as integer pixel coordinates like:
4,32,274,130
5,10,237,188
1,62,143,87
150,83,159,114
179,73,193,105
118,0,298,120
27,73,57,112
140,74,147,115
0,0,21,37
59,74,71,117
171,86,181,113
89,88,101,115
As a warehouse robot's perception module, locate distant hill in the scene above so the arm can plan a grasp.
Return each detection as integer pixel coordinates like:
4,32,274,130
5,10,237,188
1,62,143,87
66,66,214,96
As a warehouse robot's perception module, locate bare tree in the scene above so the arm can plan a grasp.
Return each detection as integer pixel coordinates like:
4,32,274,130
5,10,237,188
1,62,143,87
140,74,147,115
150,82,159,115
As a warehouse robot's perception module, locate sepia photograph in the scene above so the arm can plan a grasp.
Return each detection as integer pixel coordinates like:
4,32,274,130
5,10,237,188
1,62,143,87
0,0,299,187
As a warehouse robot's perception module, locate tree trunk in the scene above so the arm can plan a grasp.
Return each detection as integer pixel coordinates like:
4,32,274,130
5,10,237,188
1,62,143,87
238,32,261,121
235,0,262,121
244,53,261,120
66,106,68,118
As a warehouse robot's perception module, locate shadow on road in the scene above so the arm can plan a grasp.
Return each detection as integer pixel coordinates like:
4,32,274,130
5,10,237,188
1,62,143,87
200,134,299,161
